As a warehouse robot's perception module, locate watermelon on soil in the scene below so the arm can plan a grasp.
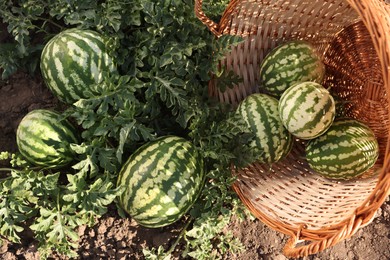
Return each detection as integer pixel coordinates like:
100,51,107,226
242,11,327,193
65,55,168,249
259,40,325,98
305,118,379,180
117,136,205,228
278,81,336,140
16,109,79,168
40,28,116,104
237,93,293,164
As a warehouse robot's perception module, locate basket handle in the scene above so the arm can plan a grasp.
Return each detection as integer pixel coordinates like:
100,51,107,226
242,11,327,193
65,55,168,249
194,0,221,37
283,212,377,258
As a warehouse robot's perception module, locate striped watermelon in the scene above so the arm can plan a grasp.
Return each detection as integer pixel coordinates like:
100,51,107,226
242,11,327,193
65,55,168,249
237,93,293,164
117,136,204,228
278,81,336,140
305,119,379,180
16,109,79,168
259,40,325,98
40,28,116,104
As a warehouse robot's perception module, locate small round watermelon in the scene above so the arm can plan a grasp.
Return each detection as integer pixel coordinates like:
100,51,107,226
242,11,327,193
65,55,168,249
278,81,336,139
117,136,205,228
16,109,79,168
40,28,117,104
237,93,293,164
305,119,379,180
259,40,325,98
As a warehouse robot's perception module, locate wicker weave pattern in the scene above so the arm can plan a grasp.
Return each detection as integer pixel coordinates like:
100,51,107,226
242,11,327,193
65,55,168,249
207,0,361,105
195,0,390,258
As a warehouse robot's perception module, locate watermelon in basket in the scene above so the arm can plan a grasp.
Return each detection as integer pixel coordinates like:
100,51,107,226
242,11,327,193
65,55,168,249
195,0,390,258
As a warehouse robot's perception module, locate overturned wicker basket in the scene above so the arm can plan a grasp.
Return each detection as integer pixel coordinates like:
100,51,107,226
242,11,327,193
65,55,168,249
195,0,390,258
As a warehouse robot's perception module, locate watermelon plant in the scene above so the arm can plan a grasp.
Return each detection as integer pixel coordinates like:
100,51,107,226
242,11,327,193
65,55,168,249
40,28,117,104
0,0,254,259
259,40,325,98
117,136,205,228
236,93,293,164
16,109,79,168
305,118,379,179
278,81,336,139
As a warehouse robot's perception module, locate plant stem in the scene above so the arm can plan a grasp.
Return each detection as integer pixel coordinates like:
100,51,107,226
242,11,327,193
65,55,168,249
0,168,17,172
166,217,193,256
37,17,65,30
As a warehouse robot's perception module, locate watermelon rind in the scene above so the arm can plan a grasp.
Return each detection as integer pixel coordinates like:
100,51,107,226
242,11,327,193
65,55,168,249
16,109,79,168
259,40,325,98
305,119,379,180
278,81,336,140
237,93,293,164
40,28,116,104
117,136,205,228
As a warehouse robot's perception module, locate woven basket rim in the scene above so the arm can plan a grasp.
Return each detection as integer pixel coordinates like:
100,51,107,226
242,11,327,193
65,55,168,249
195,0,390,258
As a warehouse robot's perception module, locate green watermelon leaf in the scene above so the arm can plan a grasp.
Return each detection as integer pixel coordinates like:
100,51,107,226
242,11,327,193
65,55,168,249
1,0,257,258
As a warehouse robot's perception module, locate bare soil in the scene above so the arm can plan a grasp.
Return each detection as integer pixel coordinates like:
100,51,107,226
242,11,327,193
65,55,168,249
0,72,389,260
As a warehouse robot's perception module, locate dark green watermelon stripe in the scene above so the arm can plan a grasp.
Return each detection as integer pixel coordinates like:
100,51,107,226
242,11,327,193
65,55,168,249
64,31,114,79
272,45,318,62
41,29,115,103
311,160,368,177
306,119,379,179
244,96,275,162
42,42,80,102
120,138,188,209
308,152,364,169
293,96,335,136
17,127,72,156
254,95,279,162
133,161,198,222
267,56,319,78
308,137,363,154
279,81,335,139
16,110,78,168
157,150,200,200
261,42,313,67
315,133,375,148
118,136,204,227
260,41,324,96
242,97,270,145
125,144,196,210
17,137,51,158
308,142,378,164
17,131,73,166
21,112,78,144
51,36,94,100
261,45,319,77
279,82,302,110
120,150,162,209
283,86,313,128
40,58,69,101
118,142,162,185
239,94,293,163
119,137,184,186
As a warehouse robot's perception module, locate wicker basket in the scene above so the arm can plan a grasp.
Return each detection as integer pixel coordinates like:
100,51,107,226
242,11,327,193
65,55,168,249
195,0,390,258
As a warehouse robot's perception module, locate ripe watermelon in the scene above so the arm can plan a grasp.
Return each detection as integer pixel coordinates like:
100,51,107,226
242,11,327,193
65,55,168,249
259,40,325,98
117,136,205,228
305,119,379,179
40,28,116,104
16,109,79,168
278,81,336,140
237,93,293,164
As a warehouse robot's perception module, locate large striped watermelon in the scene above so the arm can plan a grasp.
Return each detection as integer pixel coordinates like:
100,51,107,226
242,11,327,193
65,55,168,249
40,28,116,104
305,119,379,180
16,109,79,168
237,93,293,164
278,81,336,140
117,136,204,228
259,40,325,98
